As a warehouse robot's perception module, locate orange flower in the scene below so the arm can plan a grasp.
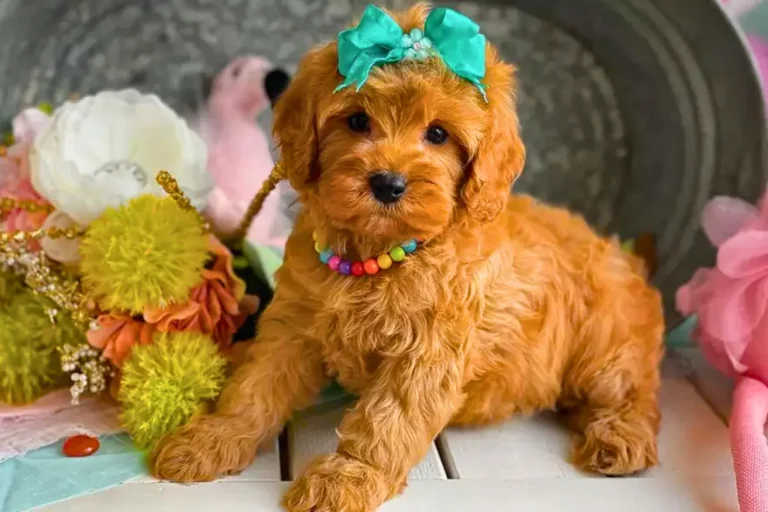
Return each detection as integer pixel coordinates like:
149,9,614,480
86,313,155,367
144,236,258,349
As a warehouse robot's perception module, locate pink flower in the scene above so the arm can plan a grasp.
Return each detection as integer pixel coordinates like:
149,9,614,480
1,108,51,235
676,191,768,380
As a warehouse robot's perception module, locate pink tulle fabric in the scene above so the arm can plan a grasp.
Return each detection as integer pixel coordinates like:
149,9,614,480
676,192,768,512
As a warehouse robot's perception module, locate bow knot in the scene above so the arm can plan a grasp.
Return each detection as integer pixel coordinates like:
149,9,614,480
335,5,488,101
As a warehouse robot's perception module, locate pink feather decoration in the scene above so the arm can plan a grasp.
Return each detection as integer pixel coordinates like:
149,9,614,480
677,190,768,512
199,56,286,248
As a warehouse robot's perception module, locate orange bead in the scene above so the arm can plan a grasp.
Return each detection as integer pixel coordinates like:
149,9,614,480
62,435,100,457
363,258,379,275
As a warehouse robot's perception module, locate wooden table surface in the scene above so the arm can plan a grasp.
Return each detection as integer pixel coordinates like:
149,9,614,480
42,351,743,512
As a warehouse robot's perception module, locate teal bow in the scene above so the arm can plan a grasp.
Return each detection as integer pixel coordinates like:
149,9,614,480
335,5,488,101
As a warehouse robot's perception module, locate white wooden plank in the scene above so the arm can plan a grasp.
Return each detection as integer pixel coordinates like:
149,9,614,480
131,438,280,483
40,478,738,512
442,357,734,481
288,400,447,480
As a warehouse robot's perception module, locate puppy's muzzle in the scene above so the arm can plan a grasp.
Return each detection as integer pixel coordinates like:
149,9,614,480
369,171,407,204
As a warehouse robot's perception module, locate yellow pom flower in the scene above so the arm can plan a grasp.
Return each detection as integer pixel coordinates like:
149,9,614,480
119,331,226,449
79,195,209,314
0,276,85,404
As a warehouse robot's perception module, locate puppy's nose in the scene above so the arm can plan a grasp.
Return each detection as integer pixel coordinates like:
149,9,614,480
264,68,290,107
369,171,407,204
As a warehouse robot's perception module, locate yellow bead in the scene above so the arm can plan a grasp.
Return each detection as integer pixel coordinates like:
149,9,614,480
390,246,406,262
377,254,393,269
314,241,324,253
312,232,318,241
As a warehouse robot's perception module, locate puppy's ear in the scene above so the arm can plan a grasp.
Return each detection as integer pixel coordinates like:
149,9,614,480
272,44,337,192
461,48,526,222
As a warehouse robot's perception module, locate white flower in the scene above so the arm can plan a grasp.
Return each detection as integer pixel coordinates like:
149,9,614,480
30,89,212,225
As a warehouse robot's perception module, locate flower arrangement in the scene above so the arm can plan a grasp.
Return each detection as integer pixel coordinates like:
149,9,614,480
0,89,263,449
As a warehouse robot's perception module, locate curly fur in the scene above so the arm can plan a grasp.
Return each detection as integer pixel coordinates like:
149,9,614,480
151,5,665,511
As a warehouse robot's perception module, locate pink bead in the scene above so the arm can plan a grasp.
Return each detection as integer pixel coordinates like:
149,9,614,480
328,255,342,271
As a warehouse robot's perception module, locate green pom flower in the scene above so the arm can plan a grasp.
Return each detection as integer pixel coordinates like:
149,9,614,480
79,195,209,314
0,278,85,404
119,331,226,449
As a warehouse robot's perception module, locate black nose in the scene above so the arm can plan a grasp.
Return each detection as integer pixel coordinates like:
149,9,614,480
369,171,407,204
264,68,291,107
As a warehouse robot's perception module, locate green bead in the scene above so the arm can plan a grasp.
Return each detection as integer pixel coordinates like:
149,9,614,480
390,246,406,262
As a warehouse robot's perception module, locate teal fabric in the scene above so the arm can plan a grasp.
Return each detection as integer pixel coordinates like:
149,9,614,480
665,316,697,348
336,5,488,100
0,434,145,512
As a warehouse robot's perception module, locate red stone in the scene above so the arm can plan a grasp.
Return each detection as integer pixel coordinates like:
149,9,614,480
62,435,100,457
351,262,365,276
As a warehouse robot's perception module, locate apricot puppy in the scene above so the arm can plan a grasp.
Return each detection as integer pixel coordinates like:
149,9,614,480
152,5,664,511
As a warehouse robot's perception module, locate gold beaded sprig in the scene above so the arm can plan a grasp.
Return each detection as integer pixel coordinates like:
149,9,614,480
0,244,94,328
0,197,54,219
0,225,83,248
230,161,286,248
156,170,210,230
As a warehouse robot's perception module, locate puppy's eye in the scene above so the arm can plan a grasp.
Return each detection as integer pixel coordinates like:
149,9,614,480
347,112,370,133
425,125,448,145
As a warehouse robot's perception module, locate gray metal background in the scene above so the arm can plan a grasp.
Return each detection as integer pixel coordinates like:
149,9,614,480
0,0,765,327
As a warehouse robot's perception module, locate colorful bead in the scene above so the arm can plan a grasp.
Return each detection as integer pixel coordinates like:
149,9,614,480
364,259,379,275
319,248,334,264
390,246,406,262
377,254,393,269
313,230,417,276
401,239,417,253
62,435,100,457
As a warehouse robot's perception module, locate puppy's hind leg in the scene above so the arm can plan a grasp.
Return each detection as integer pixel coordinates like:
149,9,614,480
565,281,664,476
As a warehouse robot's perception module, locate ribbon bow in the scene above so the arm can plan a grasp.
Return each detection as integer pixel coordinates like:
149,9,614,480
336,5,488,101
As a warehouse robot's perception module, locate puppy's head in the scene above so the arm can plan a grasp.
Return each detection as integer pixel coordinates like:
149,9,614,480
274,4,525,246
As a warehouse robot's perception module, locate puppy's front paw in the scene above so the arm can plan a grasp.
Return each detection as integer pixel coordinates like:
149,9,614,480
283,454,392,512
151,414,259,483
573,417,658,476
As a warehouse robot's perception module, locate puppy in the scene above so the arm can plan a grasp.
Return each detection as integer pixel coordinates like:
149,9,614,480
152,5,664,511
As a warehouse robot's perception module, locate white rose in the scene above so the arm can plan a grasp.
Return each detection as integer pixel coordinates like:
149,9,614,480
30,89,212,225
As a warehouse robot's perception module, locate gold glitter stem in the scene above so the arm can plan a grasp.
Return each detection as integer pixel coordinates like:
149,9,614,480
0,226,83,247
155,170,209,230
0,197,55,218
230,162,286,249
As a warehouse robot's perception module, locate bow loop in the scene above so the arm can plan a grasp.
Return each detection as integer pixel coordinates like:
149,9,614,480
336,5,406,92
425,8,487,100
335,5,488,101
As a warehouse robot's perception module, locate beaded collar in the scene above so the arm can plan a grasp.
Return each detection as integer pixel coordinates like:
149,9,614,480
313,232,418,277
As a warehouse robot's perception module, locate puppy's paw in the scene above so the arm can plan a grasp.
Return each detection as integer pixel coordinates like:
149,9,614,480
283,454,391,512
572,418,658,476
151,413,259,483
